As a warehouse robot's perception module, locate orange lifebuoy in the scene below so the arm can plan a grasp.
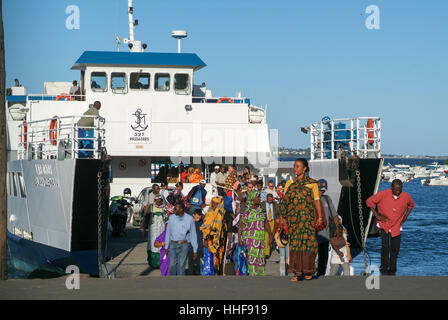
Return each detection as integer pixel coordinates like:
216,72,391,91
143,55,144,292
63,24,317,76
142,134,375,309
21,121,28,149
367,118,374,145
55,93,73,101
217,97,234,104
49,116,59,146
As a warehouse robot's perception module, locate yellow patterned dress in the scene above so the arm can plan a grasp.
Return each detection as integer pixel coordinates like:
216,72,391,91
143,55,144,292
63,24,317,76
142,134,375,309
279,176,320,276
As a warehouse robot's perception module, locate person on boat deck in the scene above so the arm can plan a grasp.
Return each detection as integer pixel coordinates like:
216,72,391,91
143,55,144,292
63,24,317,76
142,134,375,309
216,166,228,197
160,182,170,202
265,180,280,203
279,158,324,282
164,203,198,276
315,179,340,277
262,193,279,259
77,101,101,158
189,168,204,184
69,80,81,100
329,221,352,276
14,78,21,87
186,180,207,215
366,179,414,276
148,184,162,206
142,195,169,268
210,165,220,197
224,165,237,197
187,209,204,275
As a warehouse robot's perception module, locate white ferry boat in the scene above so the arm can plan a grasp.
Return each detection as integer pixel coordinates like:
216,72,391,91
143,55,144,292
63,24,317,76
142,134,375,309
4,1,383,277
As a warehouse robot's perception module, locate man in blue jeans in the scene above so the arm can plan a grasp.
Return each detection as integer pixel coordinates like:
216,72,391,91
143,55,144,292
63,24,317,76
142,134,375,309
164,203,198,275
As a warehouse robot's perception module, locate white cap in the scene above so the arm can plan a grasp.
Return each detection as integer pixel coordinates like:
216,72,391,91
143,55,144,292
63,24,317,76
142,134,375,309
214,165,220,169
200,179,206,184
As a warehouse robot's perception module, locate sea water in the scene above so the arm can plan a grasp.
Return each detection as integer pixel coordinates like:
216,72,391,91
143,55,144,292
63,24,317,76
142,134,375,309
351,158,448,276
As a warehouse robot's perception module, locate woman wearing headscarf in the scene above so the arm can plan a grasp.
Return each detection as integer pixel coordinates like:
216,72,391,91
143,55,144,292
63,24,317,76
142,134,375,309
279,158,324,282
183,167,194,183
200,196,227,275
189,168,204,184
238,191,273,276
142,194,169,268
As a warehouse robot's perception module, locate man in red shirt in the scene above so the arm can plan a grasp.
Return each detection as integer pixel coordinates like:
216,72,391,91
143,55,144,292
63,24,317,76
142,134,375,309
366,179,414,276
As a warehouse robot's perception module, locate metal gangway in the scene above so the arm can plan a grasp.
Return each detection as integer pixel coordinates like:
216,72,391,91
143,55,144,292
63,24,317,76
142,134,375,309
309,117,381,161
17,115,106,160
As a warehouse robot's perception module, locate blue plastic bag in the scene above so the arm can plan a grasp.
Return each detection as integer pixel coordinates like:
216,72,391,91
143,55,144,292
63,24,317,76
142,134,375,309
236,245,248,276
224,196,234,213
200,248,214,276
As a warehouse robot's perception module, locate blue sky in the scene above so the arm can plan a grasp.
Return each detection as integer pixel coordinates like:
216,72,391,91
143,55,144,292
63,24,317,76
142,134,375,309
3,0,448,156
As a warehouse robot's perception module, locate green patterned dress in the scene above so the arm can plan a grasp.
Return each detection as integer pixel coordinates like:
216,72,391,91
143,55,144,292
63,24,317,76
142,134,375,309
241,205,266,276
279,176,319,276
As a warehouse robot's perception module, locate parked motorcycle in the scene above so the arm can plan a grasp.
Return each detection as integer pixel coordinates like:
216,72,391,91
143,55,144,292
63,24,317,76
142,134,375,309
109,195,133,237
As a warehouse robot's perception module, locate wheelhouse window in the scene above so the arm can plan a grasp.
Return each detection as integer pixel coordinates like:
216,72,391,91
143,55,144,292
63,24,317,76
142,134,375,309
155,73,170,91
130,72,150,90
111,72,127,93
90,72,107,92
174,74,190,94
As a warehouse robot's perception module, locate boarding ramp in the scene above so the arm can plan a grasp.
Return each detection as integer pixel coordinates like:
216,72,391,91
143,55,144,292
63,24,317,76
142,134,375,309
309,117,381,161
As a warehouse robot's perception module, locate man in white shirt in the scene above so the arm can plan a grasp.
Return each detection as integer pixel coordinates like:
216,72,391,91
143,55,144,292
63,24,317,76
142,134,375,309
209,166,220,196
215,166,228,197
264,180,280,202
69,80,81,100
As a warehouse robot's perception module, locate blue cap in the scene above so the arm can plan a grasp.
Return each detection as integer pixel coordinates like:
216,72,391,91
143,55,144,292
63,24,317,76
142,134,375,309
318,179,328,191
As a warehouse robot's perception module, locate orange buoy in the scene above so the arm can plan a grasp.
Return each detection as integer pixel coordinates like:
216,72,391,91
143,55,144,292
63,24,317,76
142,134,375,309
21,121,28,149
49,116,59,146
55,93,73,101
217,97,234,104
367,118,374,145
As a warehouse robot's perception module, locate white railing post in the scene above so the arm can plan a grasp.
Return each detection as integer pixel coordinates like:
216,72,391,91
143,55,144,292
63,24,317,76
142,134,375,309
330,120,334,159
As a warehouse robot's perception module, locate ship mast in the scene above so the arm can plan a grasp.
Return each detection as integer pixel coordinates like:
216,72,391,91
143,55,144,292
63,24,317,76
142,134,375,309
123,0,147,52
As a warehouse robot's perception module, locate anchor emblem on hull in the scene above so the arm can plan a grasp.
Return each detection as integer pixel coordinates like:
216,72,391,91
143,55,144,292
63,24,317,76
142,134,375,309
131,108,149,132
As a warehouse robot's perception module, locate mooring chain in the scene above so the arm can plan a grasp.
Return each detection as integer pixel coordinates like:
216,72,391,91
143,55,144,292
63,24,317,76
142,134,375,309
355,169,369,274
97,170,103,278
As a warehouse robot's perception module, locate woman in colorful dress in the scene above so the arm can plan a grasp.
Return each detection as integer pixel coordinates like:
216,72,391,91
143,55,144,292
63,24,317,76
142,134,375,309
279,158,324,282
238,191,273,276
200,196,227,275
142,194,169,268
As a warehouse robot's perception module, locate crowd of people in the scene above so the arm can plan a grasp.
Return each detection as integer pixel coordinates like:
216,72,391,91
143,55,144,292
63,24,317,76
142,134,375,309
138,159,415,279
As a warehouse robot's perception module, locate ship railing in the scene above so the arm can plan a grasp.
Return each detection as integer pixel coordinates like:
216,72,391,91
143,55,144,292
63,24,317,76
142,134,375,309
17,115,106,160
192,96,251,104
310,117,381,161
8,94,87,102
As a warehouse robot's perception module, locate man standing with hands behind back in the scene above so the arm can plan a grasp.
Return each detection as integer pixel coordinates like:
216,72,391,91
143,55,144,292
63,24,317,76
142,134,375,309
366,179,414,276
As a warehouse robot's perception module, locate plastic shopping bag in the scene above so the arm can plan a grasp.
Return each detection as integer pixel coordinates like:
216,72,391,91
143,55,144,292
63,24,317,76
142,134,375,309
236,245,248,276
200,248,214,276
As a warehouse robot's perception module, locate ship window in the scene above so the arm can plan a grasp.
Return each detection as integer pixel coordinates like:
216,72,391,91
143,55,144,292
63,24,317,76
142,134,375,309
174,74,190,94
11,172,18,198
111,72,127,93
91,72,107,92
6,173,11,196
155,73,170,91
17,172,26,198
130,72,150,90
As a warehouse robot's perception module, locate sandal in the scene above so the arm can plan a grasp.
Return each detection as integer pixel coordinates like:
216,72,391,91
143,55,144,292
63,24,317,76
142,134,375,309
290,275,299,282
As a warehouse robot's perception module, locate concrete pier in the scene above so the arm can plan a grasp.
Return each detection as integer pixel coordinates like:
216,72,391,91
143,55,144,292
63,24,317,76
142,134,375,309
1,225,447,300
